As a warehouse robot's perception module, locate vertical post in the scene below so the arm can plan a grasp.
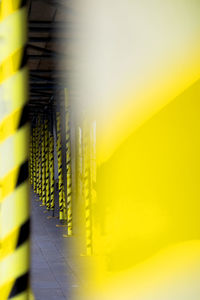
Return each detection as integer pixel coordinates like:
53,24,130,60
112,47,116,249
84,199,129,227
65,90,72,236
29,130,33,185
56,112,67,222
90,121,96,209
49,110,55,214
45,118,50,210
36,116,42,200
32,126,36,193
77,127,83,203
41,118,46,207
82,120,93,256
35,119,39,196
0,0,30,298
38,117,42,201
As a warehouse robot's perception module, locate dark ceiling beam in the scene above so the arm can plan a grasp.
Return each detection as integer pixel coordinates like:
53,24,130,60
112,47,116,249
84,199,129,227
30,84,60,89
30,91,54,97
29,99,51,102
32,0,67,9
30,70,64,73
27,54,55,59
27,53,66,59
29,36,67,43
30,74,55,82
30,74,65,85
29,26,67,33
30,87,54,93
29,21,67,27
28,44,65,56
29,102,50,106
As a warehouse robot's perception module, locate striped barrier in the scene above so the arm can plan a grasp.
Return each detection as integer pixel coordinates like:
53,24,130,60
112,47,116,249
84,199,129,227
38,119,42,201
50,132,55,212
45,119,50,210
29,133,33,185
0,0,30,298
56,112,67,222
82,121,93,256
41,120,46,206
65,91,72,236
32,127,36,193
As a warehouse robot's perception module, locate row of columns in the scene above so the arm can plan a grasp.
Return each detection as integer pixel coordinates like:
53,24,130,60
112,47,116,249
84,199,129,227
29,104,97,256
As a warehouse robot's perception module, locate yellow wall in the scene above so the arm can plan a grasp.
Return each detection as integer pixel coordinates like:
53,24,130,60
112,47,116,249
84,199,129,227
85,79,200,299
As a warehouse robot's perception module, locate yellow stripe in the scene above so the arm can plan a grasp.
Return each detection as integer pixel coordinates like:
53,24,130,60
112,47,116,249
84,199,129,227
0,68,28,121
0,146,28,200
0,241,29,287
0,8,27,62
0,227,19,261
0,47,25,84
0,0,23,22
0,166,19,200
0,279,14,300
0,106,24,143
0,125,29,178
0,182,29,239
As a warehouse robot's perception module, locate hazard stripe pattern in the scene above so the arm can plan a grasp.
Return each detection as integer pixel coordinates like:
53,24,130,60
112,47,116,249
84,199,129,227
0,0,30,298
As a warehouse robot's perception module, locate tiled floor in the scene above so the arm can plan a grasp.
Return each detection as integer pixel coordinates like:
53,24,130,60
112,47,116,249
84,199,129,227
31,192,78,300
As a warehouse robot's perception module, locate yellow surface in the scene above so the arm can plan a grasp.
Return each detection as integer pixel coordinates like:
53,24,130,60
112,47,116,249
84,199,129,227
82,78,200,300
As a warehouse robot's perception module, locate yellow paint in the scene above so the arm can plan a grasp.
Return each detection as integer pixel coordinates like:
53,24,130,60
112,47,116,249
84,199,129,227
0,242,29,286
0,182,29,239
80,78,200,299
0,68,28,121
0,0,23,22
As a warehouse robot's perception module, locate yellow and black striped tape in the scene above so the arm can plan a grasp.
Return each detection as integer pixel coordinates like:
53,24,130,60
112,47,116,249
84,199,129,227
41,122,46,206
82,122,93,256
0,0,30,298
45,120,50,210
66,128,72,235
38,121,42,200
50,133,55,211
56,112,66,221
32,127,36,192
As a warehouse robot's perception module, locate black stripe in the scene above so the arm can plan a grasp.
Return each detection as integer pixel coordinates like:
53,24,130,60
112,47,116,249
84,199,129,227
16,219,30,248
16,161,28,187
20,0,28,9
8,272,29,298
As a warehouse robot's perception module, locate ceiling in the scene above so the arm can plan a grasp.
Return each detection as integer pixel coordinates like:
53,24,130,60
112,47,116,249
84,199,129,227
27,0,70,115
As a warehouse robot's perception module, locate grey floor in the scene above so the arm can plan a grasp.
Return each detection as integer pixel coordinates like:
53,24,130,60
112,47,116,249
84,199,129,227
31,191,79,300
